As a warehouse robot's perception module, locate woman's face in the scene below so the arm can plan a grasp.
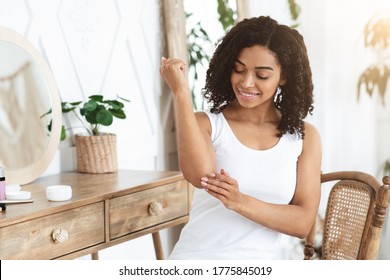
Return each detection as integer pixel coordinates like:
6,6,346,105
230,45,285,109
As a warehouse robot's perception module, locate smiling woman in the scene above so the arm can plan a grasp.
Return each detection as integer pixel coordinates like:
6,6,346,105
160,15,321,259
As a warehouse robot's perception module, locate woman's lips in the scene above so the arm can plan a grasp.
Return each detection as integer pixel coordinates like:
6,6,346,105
238,89,260,98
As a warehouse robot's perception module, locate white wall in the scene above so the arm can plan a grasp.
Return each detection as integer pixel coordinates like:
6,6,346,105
0,0,178,260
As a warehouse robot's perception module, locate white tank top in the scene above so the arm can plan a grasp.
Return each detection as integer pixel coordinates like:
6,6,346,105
169,110,303,259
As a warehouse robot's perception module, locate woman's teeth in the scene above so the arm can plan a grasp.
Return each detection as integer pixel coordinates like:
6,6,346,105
239,90,259,97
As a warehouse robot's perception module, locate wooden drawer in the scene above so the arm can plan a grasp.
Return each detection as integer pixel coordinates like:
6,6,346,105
0,202,104,259
109,180,188,239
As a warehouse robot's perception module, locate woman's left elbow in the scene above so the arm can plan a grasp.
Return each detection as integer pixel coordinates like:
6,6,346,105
296,229,310,239
293,221,314,239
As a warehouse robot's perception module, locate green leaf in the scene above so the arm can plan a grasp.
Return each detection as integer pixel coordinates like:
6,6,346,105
383,160,390,175
69,101,82,106
199,27,212,42
96,109,113,126
288,0,301,21
110,109,126,119
40,108,52,118
96,104,106,111
89,95,104,102
196,51,203,60
290,23,300,29
107,100,124,110
62,101,80,113
83,100,97,111
84,108,98,124
117,95,131,103
62,107,77,113
60,125,66,141
217,0,235,31
47,119,52,132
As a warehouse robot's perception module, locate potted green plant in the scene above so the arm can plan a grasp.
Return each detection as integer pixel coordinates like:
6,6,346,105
42,94,130,174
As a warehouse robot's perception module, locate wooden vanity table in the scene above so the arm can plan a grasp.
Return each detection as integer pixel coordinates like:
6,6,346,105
0,169,190,260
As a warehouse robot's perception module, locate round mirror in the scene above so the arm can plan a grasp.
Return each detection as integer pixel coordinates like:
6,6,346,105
0,27,61,185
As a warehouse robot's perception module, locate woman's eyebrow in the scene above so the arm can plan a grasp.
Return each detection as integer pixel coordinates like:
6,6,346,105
235,59,274,71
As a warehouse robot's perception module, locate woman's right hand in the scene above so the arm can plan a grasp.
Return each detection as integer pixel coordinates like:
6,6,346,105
160,57,189,95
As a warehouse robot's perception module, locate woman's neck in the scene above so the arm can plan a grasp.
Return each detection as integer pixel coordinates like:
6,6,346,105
224,99,281,125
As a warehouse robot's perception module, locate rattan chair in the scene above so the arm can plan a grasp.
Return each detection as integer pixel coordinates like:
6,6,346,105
304,171,390,260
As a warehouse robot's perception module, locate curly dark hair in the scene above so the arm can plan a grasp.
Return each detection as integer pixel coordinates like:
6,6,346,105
203,16,314,138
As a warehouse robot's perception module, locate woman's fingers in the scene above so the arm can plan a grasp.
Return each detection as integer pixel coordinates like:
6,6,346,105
202,179,229,197
220,169,230,176
160,57,186,72
201,170,242,210
210,172,236,186
160,57,188,93
200,175,233,196
205,187,226,201
200,170,235,189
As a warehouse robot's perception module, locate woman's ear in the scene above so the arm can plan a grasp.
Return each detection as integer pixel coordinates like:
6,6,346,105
279,78,286,86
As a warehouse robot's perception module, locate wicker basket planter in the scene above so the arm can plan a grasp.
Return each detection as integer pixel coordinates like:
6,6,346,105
75,133,117,173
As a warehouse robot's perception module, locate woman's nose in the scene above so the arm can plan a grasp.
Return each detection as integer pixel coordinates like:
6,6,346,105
242,74,255,88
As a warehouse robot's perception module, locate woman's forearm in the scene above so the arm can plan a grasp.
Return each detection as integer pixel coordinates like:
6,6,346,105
237,195,315,238
160,57,216,187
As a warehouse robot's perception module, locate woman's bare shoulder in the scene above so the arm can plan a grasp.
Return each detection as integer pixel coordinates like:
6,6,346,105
302,121,322,152
304,122,320,138
195,111,212,134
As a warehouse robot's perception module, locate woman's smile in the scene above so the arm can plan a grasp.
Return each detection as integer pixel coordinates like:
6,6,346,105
237,88,261,100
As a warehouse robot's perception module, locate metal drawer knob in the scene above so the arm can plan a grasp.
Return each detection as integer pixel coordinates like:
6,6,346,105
51,228,69,243
149,201,163,216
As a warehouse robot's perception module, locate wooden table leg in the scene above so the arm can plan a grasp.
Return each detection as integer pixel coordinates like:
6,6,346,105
152,231,164,260
91,252,99,260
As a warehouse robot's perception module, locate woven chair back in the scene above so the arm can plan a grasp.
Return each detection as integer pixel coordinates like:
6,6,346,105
322,180,373,259
303,171,390,260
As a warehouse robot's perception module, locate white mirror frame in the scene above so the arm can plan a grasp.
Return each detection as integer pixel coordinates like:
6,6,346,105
0,27,61,185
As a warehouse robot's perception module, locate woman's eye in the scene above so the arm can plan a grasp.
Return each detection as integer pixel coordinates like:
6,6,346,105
233,68,245,73
256,75,269,80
